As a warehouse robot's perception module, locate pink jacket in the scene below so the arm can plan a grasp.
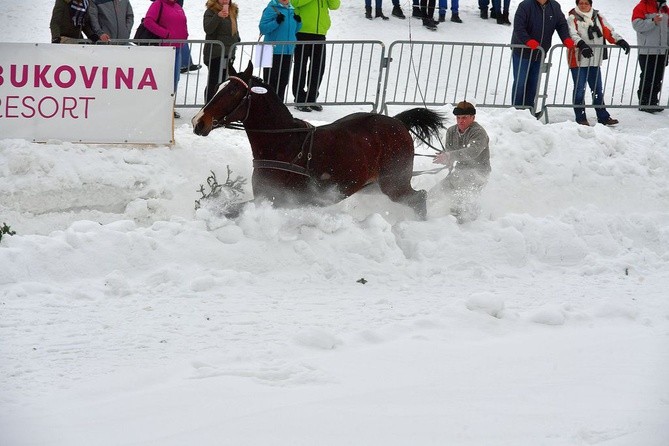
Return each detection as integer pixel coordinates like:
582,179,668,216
143,0,188,46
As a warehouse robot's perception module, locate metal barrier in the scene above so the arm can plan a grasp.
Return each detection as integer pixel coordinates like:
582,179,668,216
82,39,667,121
381,41,544,114
542,44,669,121
228,40,386,111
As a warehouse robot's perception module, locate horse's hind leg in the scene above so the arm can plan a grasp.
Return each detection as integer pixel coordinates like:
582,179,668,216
378,174,427,220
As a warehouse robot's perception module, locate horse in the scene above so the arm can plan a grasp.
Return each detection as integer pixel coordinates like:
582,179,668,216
192,61,443,219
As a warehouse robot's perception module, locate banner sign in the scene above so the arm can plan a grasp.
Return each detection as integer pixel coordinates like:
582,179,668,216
0,43,175,144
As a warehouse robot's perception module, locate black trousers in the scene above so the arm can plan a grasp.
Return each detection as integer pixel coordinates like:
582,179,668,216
292,32,326,103
637,53,666,107
204,56,226,103
263,54,293,102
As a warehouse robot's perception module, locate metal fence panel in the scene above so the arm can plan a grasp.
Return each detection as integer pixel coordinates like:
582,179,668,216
228,40,385,111
543,44,669,119
382,41,545,113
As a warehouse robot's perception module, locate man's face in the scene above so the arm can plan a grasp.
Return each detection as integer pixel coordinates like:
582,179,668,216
456,115,475,132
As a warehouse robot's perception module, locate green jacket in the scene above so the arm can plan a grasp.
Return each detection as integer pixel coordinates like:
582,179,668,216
291,0,340,36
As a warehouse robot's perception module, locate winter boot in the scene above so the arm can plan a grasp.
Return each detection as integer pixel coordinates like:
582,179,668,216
439,13,446,22
500,11,511,25
422,16,438,30
365,6,373,19
412,6,422,18
490,9,499,19
376,8,389,20
451,13,462,23
392,5,406,19
480,7,488,19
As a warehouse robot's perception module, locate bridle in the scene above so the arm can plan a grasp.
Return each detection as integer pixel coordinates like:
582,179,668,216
210,76,252,130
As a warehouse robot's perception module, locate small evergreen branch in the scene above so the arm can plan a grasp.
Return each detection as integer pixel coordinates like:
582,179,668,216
0,222,16,242
195,167,247,210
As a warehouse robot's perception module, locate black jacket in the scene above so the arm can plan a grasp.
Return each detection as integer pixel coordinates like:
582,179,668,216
511,0,571,60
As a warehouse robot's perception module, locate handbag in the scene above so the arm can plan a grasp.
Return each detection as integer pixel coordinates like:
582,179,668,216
133,2,163,45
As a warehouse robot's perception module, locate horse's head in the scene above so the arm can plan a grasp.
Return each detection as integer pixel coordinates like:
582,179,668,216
192,61,254,136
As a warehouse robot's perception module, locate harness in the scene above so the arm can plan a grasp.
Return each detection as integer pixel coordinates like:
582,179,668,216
216,76,318,178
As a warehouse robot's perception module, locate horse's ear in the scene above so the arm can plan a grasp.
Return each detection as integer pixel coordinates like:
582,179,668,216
243,60,253,78
228,60,237,77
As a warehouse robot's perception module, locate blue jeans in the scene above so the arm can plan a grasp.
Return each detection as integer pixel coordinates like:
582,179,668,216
570,67,610,122
512,53,541,109
173,46,182,93
180,41,191,69
439,0,458,14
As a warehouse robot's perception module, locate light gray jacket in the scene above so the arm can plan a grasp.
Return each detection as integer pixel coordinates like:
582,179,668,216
444,121,491,174
88,0,134,39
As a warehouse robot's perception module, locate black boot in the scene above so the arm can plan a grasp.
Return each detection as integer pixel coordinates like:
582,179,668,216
451,13,462,23
500,11,511,25
490,9,498,19
376,8,389,20
422,16,438,30
392,5,406,19
365,6,372,19
439,13,446,22
412,6,422,18
480,7,488,19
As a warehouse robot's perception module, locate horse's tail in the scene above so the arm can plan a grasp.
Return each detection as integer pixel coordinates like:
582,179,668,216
394,108,445,145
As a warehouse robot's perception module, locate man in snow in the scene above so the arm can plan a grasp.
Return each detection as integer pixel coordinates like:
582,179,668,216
433,101,491,224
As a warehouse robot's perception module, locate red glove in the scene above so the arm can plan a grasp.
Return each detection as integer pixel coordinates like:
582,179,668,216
563,38,575,49
526,39,540,50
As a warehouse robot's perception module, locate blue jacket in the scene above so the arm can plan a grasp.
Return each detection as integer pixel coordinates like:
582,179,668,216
259,0,302,55
511,0,571,60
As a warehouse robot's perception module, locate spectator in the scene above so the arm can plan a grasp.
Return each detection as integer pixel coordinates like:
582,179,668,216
176,0,201,74
203,0,240,103
412,0,439,30
291,0,341,112
142,0,188,117
50,0,104,43
438,0,462,23
364,0,388,20
511,0,574,111
567,0,629,126
391,1,406,18
259,0,302,101
632,0,669,113
88,0,134,40
494,0,512,25
433,101,491,224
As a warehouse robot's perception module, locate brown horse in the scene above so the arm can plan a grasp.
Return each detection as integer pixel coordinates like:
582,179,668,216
192,62,443,219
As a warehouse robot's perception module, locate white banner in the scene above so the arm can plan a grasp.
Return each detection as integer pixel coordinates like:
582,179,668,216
0,43,175,144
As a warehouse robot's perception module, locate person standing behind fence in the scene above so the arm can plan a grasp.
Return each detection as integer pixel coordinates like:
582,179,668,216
432,101,491,224
291,0,340,112
567,0,629,126
88,0,134,40
50,0,105,43
511,0,574,111
203,0,240,103
438,0,462,23
632,0,669,113
260,0,302,101
142,0,188,117
364,0,387,20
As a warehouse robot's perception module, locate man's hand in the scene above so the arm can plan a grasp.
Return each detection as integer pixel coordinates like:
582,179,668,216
433,151,452,166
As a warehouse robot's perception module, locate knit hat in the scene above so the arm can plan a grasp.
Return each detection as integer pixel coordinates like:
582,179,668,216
453,101,476,116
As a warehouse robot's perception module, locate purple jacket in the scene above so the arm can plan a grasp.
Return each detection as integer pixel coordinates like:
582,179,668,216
143,0,188,46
